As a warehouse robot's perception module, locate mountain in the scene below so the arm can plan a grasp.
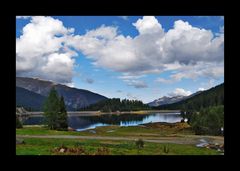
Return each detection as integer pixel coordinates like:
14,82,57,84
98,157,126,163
148,95,187,107
157,83,224,110
148,90,204,107
186,90,202,98
16,77,108,110
16,86,46,111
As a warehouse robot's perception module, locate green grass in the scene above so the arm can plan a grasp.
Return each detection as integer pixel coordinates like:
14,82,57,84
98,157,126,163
16,123,194,138
16,138,221,155
16,123,223,155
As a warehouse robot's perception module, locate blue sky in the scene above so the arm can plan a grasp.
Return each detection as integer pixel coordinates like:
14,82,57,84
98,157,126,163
16,16,224,103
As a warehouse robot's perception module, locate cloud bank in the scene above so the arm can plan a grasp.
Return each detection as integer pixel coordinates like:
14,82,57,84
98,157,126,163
16,16,224,86
168,88,192,97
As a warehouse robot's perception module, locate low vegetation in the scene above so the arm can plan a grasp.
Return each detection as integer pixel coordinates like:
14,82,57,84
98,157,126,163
135,139,144,149
16,117,23,129
16,122,194,137
16,138,221,155
16,122,223,155
163,144,170,154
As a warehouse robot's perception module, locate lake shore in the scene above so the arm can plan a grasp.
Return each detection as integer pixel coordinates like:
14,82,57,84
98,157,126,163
16,122,224,155
28,110,181,117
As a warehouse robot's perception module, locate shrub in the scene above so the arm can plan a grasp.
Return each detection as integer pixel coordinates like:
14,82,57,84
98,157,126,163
16,116,23,128
52,144,88,155
95,147,111,155
135,139,144,149
163,144,169,154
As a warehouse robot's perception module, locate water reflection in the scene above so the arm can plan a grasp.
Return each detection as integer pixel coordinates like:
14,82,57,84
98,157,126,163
23,112,182,131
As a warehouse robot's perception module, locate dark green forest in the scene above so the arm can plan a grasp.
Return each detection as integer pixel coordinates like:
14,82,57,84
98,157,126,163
157,83,224,111
80,98,151,112
166,83,224,136
188,105,224,135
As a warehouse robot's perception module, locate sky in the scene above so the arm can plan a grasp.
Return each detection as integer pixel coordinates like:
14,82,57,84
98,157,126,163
16,16,224,103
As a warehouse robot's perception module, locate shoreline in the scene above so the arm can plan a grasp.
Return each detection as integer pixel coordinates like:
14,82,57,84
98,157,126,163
27,110,181,117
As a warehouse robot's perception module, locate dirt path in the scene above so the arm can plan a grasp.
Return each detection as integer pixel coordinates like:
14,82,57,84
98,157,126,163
16,135,224,145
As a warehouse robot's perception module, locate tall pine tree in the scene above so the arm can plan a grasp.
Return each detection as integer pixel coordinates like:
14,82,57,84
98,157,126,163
43,88,68,130
57,96,68,130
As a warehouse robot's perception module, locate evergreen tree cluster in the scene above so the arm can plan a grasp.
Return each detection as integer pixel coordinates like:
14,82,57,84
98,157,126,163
43,88,68,130
173,83,224,136
188,105,224,135
154,83,225,136
81,98,151,112
158,83,224,111
83,114,147,125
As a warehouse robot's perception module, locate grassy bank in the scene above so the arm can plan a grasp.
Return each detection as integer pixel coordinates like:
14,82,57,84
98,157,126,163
26,110,181,117
16,137,221,155
17,122,193,137
16,122,223,155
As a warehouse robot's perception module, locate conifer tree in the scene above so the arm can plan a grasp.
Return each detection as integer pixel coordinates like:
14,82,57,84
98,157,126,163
43,87,68,130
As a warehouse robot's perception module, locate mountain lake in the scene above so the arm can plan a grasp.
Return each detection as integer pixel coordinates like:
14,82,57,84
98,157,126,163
23,112,183,131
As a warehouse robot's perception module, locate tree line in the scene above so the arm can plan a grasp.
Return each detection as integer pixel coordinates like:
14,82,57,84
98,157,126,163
157,83,224,111
181,105,224,135
173,83,224,136
81,98,151,112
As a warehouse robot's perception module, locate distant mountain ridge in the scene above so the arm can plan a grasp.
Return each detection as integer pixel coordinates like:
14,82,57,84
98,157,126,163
16,77,108,111
148,90,203,107
148,95,187,107
157,83,224,110
16,86,46,111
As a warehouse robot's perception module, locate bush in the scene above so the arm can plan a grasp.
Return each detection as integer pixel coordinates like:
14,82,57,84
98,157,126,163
16,116,23,128
95,147,111,155
135,139,144,149
52,144,88,155
16,138,25,144
163,144,170,153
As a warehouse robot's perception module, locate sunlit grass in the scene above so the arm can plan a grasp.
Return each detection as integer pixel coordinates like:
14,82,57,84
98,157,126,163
16,138,221,155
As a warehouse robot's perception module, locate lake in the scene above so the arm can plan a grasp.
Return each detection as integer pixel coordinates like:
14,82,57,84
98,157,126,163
23,112,183,131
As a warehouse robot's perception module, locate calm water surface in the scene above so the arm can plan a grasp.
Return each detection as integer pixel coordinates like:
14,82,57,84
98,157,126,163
23,112,182,131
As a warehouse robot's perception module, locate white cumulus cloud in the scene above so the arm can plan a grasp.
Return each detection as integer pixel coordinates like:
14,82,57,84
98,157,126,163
16,16,224,87
66,16,224,82
198,87,205,91
16,16,76,84
168,88,192,97
133,16,164,34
